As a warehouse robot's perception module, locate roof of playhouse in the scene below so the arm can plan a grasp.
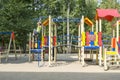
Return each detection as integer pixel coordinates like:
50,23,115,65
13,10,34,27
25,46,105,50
84,17,93,27
95,9,120,21
42,18,49,26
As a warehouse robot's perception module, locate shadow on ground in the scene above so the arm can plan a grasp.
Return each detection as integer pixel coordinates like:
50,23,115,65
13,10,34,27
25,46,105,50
1,55,28,64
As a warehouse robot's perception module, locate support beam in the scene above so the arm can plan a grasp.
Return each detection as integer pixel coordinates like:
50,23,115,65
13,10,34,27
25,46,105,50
81,15,85,66
78,23,81,61
6,34,12,62
54,24,57,62
96,20,98,32
92,25,94,32
67,3,70,54
29,33,31,62
99,19,102,66
49,15,52,66
113,28,115,37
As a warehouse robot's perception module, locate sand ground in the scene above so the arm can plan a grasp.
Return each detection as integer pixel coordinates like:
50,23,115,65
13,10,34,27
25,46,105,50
0,54,120,72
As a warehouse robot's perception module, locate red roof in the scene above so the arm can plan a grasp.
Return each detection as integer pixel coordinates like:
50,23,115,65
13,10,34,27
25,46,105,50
95,9,120,21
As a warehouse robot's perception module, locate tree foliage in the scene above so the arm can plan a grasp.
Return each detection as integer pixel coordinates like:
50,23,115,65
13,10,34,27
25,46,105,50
0,0,35,51
0,0,120,50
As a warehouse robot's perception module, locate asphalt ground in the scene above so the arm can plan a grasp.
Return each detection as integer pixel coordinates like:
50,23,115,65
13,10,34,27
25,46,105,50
0,72,120,80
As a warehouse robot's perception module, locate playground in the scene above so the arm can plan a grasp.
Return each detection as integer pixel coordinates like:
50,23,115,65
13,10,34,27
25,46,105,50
0,8,120,72
0,9,120,72
2,1,120,80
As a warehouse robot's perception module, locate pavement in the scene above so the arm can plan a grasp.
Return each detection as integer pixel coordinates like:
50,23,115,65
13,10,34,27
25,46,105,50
0,72,120,80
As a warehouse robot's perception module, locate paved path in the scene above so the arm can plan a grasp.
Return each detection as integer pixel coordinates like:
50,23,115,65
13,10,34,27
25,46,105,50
0,72,120,80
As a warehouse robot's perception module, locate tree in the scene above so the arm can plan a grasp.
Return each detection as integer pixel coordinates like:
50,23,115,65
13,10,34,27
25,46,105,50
0,0,35,52
0,0,99,51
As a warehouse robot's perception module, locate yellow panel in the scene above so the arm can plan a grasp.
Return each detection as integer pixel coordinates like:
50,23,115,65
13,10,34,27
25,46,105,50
106,51,117,55
81,32,85,46
94,32,98,46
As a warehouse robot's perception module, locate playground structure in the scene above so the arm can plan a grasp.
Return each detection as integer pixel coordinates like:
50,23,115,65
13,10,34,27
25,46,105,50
0,32,17,63
94,9,120,70
29,16,82,66
29,16,57,66
77,9,120,68
28,9,120,71
80,16,102,66
29,15,103,67
104,20,120,70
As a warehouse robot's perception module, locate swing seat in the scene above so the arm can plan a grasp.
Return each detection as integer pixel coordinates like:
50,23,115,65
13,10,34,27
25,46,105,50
31,49,42,53
84,46,99,49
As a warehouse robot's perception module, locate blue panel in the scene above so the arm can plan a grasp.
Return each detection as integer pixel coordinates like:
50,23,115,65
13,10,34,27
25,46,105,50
31,49,42,53
90,32,94,35
52,18,81,22
90,41,94,46
112,48,115,51
37,40,41,49
84,46,99,49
